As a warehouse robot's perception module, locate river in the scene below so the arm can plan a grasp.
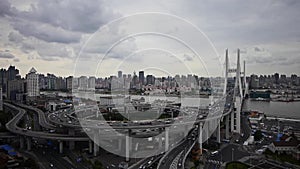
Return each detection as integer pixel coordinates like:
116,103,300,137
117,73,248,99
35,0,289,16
244,99,300,119
48,91,300,119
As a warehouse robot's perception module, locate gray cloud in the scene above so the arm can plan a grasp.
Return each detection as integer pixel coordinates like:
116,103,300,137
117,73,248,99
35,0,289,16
17,0,120,33
254,47,262,52
0,0,14,16
183,54,193,61
0,51,15,59
38,57,60,61
13,58,20,62
8,31,24,43
12,20,82,43
0,0,300,76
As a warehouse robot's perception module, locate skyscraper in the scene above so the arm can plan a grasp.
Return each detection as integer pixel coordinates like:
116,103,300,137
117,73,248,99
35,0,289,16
7,65,19,81
78,76,88,90
26,67,39,97
139,71,144,85
118,71,123,79
88,76,96,90
66,76,73,90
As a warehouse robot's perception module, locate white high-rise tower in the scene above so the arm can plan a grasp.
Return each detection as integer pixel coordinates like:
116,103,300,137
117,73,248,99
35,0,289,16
26,67,39,97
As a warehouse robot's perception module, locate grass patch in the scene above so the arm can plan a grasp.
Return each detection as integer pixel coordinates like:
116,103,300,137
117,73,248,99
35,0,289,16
264,149,300,166
226,161,249,169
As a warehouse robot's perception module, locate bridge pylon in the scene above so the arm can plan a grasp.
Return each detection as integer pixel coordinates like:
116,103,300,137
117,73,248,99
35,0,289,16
224,49,246,134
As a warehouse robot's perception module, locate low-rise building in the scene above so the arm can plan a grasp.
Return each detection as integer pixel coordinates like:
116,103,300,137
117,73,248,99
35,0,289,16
269,134,299,155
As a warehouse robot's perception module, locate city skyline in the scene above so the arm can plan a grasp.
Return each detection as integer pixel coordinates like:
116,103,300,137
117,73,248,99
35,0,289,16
0,0,299,77
1,64,300,79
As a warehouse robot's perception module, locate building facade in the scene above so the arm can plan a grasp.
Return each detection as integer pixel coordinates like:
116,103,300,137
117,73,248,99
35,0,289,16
26,67,39,97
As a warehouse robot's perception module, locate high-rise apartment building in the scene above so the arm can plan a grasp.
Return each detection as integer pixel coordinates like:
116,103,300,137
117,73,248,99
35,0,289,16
139,71,144,85
26,67,39,97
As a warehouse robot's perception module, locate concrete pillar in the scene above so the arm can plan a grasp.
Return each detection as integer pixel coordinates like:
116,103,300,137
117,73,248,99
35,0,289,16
59,141,63,154
165,127,169,152
33,114,41,131
125,134,130,161
199,123,203,155
158,134,162,149
212,120,217,138
184,124,189,137
26,137,31,151
19,136,24,149
225,115,230,139
68,129,75,150
69,141,75,150
206,121,209,144
217,121,221,143
118,138,122,152
125,106,129,120
93,130,99,156
89,140,93,154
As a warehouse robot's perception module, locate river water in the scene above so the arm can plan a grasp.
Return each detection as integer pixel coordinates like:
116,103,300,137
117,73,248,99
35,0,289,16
51,91,300,119
244,99,300,119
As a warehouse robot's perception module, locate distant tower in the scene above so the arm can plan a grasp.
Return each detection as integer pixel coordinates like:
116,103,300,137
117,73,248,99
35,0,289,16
26,67,39,97
139,71,145,85
118,71,123,79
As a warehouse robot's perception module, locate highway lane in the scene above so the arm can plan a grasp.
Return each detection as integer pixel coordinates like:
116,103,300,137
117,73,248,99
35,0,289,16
240,113,251,143
13,103,57,129
157,128,197,169
47,93,229,130
33,149,76,169
4,103,90,141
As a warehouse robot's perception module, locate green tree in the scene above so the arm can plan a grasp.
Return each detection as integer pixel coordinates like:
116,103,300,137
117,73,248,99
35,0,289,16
254,130,263,141
93,160,103,169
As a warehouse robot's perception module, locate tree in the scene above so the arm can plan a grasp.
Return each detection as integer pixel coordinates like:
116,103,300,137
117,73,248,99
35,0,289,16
93,160,103,169
254,130,263,141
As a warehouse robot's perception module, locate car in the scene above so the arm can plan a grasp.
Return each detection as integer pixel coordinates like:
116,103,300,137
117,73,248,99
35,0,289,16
222,139,230,143
211,151,218,155
49,129,56,133
49,163,54,167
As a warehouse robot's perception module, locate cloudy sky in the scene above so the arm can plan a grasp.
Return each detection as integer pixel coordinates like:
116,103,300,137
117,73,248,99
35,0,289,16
0,0,299,77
